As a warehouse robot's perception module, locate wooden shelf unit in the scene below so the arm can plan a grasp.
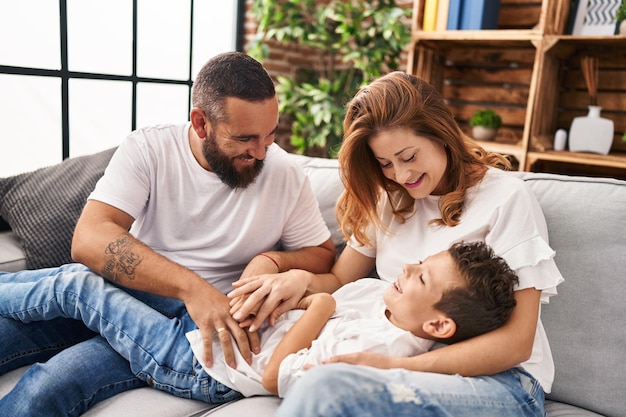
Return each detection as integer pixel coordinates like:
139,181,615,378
407,0,626,179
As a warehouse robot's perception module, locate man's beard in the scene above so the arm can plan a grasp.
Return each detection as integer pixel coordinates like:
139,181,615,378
202,130,264,189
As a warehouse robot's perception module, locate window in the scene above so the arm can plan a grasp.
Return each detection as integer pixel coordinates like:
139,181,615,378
0,0,243,177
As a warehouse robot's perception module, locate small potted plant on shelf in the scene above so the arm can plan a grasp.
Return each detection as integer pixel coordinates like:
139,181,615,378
617,0,626,35
469,108,502,141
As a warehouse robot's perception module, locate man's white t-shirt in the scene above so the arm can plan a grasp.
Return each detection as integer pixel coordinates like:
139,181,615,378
186,278,433,398
89,123,331,294
350,168,564,393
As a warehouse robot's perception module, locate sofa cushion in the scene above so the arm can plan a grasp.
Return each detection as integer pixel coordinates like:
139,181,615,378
289,154,345,248
0,148,116,269
0,230,26,272
519,172,626,417
544,400,605,417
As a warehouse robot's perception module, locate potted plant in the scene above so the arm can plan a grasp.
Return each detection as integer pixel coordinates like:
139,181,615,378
248,0,411,157
469,108,502,141
617,0,626,35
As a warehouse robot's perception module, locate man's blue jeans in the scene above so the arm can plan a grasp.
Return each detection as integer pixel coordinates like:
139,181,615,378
0,264,241,416
275,363,545,417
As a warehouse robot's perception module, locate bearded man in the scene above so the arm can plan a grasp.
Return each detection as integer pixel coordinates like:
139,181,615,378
0,52,335,417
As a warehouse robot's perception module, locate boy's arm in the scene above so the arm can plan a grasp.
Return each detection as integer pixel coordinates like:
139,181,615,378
261,292,336,395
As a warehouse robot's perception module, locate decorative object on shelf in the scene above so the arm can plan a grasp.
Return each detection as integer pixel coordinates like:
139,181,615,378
570,0,622,35
554,129,567,151
569,106,614,154
569,56,614,155
616,0,626,34
469,108,502,141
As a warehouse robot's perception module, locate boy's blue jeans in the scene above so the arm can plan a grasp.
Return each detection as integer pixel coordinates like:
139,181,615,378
0,264,241,416
275,363,545,417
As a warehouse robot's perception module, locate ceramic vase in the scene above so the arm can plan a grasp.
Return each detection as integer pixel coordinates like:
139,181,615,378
568,105,614,155
472,126,497,141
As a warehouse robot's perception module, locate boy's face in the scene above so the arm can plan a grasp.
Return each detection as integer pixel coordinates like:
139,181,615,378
383,249,466,337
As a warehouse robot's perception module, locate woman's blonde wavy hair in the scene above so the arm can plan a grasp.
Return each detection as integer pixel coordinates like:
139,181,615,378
337,71,510,246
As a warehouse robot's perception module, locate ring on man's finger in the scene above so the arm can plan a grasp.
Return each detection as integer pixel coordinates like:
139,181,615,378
215,327,226,334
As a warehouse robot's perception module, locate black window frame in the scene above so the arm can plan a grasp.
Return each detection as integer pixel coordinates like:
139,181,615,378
0,0,246,160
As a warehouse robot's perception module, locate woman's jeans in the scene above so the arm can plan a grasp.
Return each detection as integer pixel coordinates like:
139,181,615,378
0,264,241,416
275,363,545,417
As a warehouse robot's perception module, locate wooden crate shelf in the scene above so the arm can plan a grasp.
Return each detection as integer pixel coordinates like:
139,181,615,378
408,0,626,180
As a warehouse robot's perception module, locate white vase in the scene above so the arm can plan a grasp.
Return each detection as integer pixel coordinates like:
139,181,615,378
568,106,614,155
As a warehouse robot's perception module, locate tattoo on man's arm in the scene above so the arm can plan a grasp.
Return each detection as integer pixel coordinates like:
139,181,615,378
103,235,143,282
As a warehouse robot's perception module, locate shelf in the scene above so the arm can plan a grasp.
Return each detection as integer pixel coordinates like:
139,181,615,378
527,151,626,170
476,140,525,170
407,0,626,180
411,30,543,43
542,35,626,58
479,141,525,159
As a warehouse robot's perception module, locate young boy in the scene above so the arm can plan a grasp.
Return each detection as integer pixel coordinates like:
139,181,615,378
0,241,517,401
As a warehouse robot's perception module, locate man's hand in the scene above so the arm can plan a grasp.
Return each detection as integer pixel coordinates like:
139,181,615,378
183,279,260,368
228,269,312,332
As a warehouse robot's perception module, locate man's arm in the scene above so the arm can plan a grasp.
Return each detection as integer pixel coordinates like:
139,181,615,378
72,199,259,368
261,293,336,395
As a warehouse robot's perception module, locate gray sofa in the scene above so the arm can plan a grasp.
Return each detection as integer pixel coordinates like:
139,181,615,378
1,152,625,417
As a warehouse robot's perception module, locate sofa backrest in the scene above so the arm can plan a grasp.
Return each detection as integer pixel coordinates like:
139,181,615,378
293,154,626,417
289,154,345,248
517,172,626,417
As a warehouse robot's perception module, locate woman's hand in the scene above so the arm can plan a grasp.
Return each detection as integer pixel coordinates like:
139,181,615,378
323,352,395,369
228,269,313,332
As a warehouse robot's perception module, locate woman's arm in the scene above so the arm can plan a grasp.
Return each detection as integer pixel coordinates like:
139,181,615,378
247,239,336,276
327,288,540,376
261,293,336,395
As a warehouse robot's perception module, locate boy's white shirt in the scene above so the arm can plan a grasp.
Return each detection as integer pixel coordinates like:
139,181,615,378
186,279,433,397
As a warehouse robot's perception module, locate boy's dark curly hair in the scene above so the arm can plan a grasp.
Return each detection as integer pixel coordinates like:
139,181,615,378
434,241,519,344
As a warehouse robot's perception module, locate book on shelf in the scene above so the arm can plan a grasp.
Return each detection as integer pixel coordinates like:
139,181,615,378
447,0,462,29
426,0,501,31
423,0,439,31
459,0,501,30
436,0,451,31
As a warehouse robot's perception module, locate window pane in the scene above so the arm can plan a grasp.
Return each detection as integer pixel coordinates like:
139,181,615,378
67,0,133,75
0,1,60,69
191,0,238,79
136,83,190,129
137,0,191,80
0,74,62,177
68,79,132,158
